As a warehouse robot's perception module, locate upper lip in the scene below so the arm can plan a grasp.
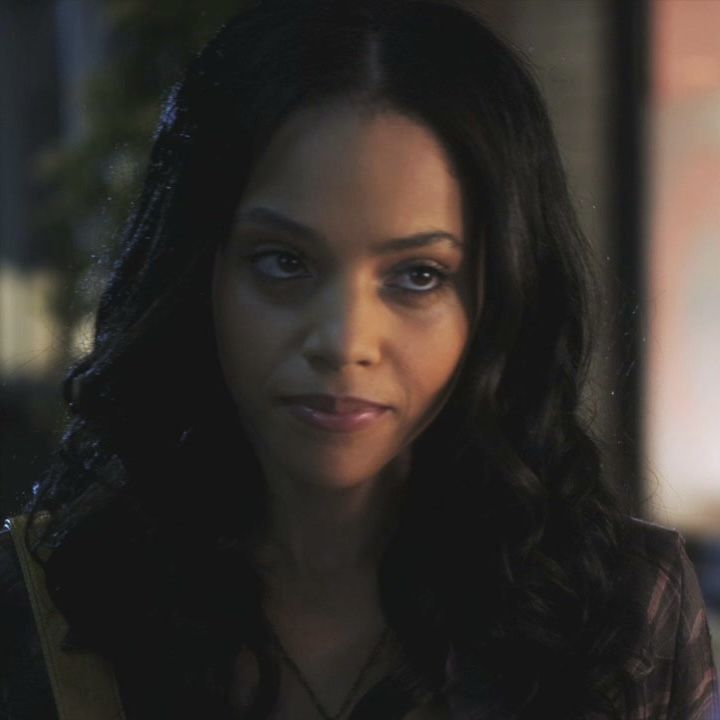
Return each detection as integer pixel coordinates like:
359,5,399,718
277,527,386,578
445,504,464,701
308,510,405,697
279,394,390,414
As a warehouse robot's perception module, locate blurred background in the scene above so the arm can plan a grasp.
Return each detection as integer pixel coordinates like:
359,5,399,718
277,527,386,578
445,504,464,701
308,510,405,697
1,0,718,660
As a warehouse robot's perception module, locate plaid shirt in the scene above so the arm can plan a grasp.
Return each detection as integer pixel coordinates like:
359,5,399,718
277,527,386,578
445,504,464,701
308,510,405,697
602,518,719,720
0,516,718,719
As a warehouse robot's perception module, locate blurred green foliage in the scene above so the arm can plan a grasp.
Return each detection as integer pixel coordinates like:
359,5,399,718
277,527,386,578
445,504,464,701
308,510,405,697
3,1,249,519
35,0,243,348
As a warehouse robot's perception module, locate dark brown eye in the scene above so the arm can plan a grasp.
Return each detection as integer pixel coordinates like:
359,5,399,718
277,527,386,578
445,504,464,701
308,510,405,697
391,264,451,294
249,250,309,279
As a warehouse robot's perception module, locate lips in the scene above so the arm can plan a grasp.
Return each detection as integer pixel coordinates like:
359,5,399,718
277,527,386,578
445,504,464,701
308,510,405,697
279,395,390,433
279,394,390,414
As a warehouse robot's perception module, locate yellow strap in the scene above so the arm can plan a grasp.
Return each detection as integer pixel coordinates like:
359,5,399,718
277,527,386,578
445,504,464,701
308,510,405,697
5,513,127,720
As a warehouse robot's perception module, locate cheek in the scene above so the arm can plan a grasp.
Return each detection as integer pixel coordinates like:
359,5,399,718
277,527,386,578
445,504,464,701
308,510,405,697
212,271,272,399
401,305,470,401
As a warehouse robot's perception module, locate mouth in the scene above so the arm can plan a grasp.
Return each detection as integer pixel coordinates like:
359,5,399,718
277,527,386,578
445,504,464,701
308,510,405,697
278,394,391,415
279,398,390,434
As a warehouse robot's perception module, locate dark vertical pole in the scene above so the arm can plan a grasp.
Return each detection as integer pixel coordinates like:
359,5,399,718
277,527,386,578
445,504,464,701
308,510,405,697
0,0,63,522
609,0,649,516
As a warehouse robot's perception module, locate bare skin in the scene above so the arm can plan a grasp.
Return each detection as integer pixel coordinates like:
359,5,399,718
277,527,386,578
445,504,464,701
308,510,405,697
212,99,471,718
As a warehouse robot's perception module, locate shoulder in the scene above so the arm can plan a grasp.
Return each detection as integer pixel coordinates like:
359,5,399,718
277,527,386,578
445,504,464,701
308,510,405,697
0,518,59,720
620,516,706,650
621,517,711,651
621,517,689,614
0,522,27,612
623,515,685,565
619,517,720,720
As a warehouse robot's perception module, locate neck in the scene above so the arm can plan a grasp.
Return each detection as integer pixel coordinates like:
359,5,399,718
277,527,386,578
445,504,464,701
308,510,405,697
253,453,410,577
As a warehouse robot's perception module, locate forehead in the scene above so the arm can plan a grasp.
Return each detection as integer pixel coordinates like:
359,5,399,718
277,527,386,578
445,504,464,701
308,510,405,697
236,101,465,242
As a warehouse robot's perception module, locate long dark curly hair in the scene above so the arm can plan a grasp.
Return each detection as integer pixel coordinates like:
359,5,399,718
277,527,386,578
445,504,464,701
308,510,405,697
21,0,642,717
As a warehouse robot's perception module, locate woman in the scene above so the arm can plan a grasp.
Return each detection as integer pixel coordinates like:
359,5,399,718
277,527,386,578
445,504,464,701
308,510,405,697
1,0,717,718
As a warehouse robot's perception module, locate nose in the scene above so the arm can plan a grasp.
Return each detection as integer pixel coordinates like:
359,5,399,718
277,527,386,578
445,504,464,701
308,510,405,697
300,272,383,371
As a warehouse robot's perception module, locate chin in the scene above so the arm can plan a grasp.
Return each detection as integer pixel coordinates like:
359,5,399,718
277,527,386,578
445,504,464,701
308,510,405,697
283,457,391,490
302,469,382,490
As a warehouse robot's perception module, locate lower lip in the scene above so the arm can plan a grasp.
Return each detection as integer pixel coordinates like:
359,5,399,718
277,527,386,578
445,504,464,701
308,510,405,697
284,403,389,432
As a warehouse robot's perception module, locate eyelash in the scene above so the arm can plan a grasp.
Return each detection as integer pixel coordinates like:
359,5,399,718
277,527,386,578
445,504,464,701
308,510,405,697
246,249,453,296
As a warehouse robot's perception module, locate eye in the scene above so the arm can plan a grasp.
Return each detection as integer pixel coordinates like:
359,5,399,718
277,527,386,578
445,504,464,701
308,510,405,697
248,250,310,280
390,263,452,294
247,250,453,296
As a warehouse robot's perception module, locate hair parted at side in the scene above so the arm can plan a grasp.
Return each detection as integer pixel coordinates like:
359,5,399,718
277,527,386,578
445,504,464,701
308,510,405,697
22,1,641,717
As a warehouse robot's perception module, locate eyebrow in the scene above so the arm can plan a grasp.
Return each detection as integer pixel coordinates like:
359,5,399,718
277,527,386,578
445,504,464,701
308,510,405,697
234,206,463,254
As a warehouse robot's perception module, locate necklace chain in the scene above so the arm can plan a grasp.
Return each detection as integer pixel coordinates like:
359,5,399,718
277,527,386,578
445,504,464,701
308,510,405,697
268,624,390,720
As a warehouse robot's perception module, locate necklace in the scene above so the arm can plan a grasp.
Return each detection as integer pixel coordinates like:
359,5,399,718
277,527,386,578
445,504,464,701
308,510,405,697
267,624,391,720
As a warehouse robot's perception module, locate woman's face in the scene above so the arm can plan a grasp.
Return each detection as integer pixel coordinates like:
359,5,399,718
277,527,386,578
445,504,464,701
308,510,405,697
212,101,474,491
